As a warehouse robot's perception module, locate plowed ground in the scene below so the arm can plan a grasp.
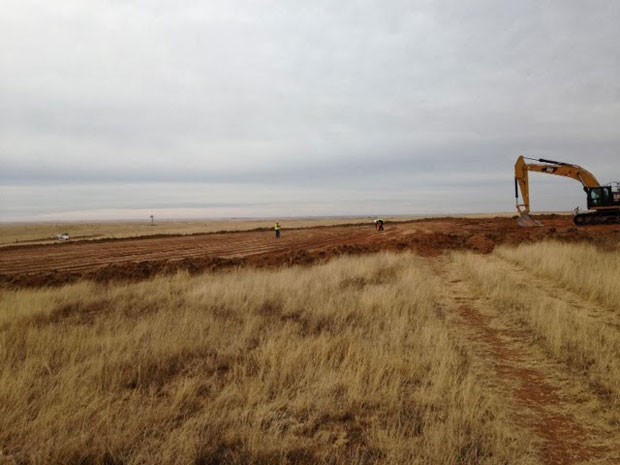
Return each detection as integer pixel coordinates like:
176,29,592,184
1,215,618,288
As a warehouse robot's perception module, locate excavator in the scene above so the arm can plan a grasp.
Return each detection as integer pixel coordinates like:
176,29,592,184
514,155,620,226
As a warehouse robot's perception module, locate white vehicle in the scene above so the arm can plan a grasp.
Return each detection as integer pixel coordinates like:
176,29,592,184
56,233,70,241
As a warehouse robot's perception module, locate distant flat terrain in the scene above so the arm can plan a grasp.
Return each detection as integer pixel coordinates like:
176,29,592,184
1,214,617,287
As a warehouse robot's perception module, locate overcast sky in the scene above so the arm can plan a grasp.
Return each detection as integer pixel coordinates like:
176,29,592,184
1,0,619,221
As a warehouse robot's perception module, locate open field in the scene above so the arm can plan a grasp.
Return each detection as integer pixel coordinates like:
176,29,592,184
1,214,619,288
1,216,620,464
0,217,385,247
2,215,483,247
2,241,620,465
0,214,522,247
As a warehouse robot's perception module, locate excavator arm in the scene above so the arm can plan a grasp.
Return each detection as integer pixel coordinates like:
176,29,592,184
514,155,620,226
514,155,601,216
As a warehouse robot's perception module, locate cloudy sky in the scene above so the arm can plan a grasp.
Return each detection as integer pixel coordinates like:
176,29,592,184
1,0,619,221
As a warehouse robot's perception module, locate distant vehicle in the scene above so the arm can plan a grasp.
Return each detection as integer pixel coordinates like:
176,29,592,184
56,233,70,241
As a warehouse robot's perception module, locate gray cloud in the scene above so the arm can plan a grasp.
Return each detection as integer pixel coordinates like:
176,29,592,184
1,0,619,220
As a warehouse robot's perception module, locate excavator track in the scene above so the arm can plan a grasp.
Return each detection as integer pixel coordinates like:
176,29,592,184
573,211,620,225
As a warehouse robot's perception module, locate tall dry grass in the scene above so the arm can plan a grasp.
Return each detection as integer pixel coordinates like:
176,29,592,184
495,241,620,308
0,253,534,465
451,243,620,403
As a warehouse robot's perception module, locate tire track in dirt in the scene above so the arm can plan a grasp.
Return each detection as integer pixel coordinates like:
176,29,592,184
430,257,620,465
491,253,620,333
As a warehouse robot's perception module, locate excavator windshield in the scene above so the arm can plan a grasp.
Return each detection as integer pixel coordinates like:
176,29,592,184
586,186,615,209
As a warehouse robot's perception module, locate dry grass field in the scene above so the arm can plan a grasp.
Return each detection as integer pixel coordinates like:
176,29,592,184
2,240,620,465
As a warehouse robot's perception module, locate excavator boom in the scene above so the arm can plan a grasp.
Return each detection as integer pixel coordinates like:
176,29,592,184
514,155,620,226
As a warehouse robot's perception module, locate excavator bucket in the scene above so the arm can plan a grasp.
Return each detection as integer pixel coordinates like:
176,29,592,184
517,213,543,227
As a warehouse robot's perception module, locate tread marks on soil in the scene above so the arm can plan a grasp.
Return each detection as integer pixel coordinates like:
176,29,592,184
490,253,620,333
430,257,613,465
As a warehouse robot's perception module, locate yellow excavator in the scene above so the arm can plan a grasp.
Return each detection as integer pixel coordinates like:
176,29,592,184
514,155,620,226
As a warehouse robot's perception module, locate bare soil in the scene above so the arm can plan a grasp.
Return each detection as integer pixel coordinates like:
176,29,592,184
1,214,618,288
2,215,620,464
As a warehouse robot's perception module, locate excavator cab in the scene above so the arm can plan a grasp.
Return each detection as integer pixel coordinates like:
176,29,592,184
610,182,620,202
586,186,616,209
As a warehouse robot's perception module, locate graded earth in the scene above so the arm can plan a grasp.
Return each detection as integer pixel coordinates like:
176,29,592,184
1,215,618,287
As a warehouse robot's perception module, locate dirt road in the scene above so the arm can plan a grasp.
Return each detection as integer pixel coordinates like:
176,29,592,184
1,215,618,287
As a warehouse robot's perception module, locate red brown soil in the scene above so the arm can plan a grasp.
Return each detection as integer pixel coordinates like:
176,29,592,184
457,305,598,465
1,214,618,288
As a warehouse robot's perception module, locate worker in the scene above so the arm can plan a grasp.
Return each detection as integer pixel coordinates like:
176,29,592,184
374,218,384,231
274,221,281,238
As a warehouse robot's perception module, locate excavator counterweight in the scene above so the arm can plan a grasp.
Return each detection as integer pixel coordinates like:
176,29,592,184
514,155,620,226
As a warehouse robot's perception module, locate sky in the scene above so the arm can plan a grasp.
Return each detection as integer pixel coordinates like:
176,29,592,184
1,0,619,221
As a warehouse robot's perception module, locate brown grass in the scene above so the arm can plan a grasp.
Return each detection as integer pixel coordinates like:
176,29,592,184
452,243,620,402
0,252,535,465
496,241,620,308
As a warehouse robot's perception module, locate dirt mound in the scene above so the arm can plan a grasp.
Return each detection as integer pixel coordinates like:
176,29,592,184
404,232,468,256
466,234,496,254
